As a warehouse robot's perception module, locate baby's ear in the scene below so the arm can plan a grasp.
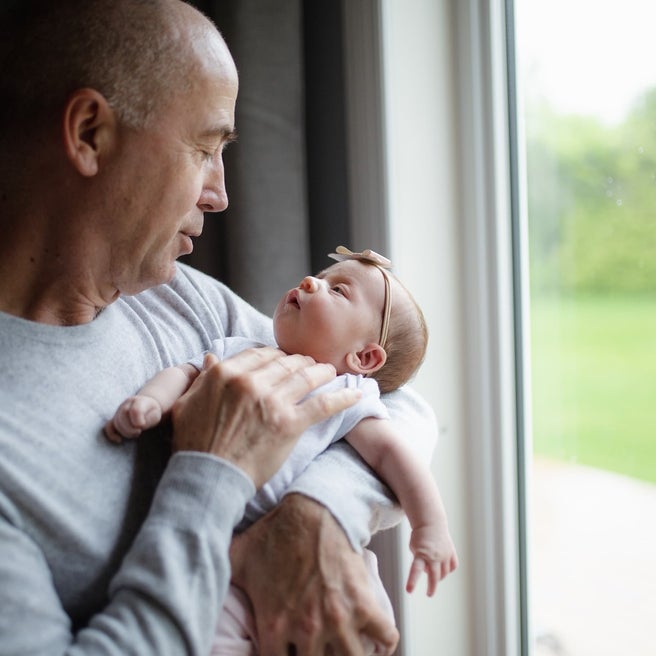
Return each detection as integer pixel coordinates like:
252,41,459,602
346,343,387,375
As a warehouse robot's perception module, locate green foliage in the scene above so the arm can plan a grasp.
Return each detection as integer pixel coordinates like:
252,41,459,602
531,295,656,484
527,94,656,483
526,90,656,294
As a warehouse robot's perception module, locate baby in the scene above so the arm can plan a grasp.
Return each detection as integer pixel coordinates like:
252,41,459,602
105,246,458,654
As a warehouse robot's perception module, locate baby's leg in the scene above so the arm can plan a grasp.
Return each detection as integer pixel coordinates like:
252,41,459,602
211,585,258,656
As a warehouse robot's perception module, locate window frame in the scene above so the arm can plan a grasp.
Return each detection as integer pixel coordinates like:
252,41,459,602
454,0,529,653
345,1,530,653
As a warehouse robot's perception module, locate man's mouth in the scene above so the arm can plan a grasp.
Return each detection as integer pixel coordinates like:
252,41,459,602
183,226,203,239
179,224,203,256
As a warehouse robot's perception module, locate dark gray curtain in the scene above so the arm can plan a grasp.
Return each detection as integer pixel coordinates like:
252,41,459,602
184,0,351,316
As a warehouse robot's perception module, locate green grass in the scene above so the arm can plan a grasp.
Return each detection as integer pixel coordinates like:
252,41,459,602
530,294,656,484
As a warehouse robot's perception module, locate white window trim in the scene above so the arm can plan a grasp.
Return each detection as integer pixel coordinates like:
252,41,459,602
343,1,528,653
455,1,526,654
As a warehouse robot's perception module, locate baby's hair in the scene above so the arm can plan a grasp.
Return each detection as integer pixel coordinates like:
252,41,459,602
370,271,428,394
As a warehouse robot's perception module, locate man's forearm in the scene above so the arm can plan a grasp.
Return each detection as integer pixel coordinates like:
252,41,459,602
0,454,254,656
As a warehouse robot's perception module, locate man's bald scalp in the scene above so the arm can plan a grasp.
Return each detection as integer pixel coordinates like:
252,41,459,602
0,0,221,135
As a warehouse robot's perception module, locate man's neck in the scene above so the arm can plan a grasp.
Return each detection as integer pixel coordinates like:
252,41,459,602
0,276,113,325
0,243,118,326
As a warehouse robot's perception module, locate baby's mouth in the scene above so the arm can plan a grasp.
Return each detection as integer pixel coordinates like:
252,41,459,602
286,289,301,309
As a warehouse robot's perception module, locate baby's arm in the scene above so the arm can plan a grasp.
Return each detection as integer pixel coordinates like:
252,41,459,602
104,363,199,442
345,417,458,596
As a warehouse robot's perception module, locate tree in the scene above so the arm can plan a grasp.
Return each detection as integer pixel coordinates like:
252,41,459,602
525,89,656,295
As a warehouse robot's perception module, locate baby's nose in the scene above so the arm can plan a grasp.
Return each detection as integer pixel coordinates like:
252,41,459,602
299,276,320,292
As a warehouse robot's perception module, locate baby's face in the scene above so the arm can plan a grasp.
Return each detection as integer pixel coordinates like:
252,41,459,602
273,260,386,372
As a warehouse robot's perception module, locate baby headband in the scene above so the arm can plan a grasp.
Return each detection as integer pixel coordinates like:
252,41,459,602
327,245,393,350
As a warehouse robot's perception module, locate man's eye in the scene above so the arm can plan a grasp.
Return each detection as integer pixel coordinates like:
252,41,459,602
199,145,221,161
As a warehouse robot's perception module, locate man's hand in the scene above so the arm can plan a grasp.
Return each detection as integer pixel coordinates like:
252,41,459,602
171,348,360,488
230,494,399,655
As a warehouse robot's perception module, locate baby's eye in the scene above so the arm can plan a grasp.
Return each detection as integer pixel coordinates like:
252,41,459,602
331,285,346,296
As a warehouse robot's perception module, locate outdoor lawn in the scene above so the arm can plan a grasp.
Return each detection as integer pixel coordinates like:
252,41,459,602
530,294,656,485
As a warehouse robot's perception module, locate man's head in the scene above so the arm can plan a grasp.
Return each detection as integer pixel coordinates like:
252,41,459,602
0,0,215,134
273,259,427,393
0,0,239,318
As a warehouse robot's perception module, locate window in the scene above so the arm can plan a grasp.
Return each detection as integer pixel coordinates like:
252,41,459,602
355,2,655,652
515,1,656,654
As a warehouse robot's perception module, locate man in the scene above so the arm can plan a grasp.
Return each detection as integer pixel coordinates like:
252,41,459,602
0,1,436,654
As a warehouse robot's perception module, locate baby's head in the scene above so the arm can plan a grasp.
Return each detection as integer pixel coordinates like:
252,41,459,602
273,247,427,393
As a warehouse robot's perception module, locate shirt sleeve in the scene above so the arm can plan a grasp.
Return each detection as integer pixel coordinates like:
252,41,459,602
0,453,254,656
283,384,438,551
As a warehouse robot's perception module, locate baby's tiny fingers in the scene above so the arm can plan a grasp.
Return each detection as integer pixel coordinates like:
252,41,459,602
103,421,124,444
405,557,426,593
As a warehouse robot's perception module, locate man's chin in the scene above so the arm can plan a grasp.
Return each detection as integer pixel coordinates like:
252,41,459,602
124,263,178,296
162,261,179,284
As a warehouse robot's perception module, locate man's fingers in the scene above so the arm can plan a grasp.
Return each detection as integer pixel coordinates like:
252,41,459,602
283,628,322,656
202,346,282,375
352,603,399,656
255,618,288,656
204,348,336,404
203,347,351,419
323,583,398,656
264,359,336,398
295,387,362,428
176,346,358,486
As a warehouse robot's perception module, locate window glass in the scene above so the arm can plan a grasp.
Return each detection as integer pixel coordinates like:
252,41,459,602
515,2,656,654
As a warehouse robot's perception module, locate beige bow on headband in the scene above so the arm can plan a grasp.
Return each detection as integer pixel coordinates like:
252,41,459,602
327,246,393,349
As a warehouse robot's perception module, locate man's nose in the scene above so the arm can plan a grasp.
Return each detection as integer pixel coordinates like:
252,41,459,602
198,159,229,213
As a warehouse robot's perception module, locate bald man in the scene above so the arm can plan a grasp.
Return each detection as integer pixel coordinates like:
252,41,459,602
0,2,435,654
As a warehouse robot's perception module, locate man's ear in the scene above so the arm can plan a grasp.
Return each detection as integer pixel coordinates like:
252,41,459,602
62,88,116,177
346,343,387,376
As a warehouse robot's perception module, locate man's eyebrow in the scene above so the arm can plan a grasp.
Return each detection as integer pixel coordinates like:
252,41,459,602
199,127,239,143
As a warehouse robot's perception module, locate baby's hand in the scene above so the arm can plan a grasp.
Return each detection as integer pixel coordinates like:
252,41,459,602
104,396,163,443
406,524,458,596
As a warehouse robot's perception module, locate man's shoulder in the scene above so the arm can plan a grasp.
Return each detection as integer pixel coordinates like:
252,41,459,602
112,264,236,364
167,262,231,301
120,263,274,359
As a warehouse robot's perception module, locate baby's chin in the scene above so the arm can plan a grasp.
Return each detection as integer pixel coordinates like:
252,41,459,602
272,328,294,356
